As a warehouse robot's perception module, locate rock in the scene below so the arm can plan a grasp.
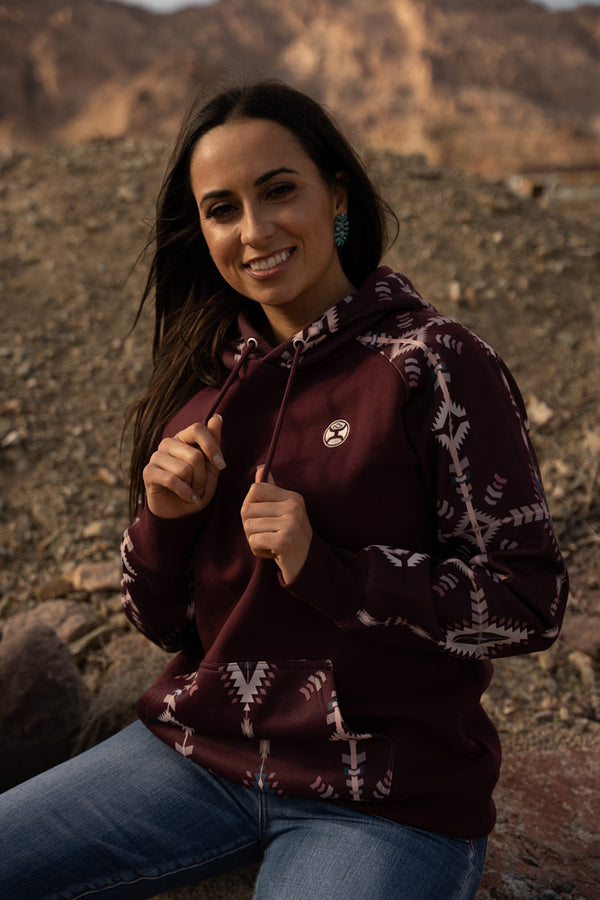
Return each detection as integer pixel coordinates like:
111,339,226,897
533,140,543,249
526,394,555,428
35,574,74,601
64,559,121,594
94,466,122,486
0,428,25,448
561,614,600,661
0,623,89,791
3,599,98,644
69,623,125,661
74,632,171,752
479,743,600,898
82,520,116,540
448,279,462,303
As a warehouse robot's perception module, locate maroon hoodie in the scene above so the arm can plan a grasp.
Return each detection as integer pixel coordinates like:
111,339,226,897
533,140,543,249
121,267,568,838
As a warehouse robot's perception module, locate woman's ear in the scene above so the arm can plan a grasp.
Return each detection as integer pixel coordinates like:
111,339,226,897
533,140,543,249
333,171,349,214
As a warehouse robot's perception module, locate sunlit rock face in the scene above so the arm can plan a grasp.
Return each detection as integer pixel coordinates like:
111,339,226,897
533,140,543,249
1,0,600,174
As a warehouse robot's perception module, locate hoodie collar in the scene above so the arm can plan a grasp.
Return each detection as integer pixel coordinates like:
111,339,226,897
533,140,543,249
209,267,430,480
226,267,430,371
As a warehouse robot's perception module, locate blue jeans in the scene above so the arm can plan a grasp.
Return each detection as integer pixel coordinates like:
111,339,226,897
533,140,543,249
0,720,487,899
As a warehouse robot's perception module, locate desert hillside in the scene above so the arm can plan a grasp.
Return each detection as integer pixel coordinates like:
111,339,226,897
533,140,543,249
1,136,599,751
1,0,600,174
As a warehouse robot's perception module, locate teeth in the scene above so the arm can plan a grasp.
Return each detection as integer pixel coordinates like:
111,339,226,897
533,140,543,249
248,249,292,272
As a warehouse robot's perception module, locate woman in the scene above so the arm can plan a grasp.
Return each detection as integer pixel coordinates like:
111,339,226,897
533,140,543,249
0,81,568,899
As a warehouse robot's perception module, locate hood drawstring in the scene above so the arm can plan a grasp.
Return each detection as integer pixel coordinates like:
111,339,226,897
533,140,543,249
203,337,258,426
203,335,305,481
260,337,305,482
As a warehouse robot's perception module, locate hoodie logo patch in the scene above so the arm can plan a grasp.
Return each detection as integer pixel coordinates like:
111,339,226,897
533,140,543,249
323,420,350,447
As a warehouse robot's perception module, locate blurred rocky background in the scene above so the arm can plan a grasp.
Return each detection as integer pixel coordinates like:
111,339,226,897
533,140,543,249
2,0,600,176
1,0,599,897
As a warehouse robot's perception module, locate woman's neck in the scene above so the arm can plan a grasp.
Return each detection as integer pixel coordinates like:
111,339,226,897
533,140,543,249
259,277,356,347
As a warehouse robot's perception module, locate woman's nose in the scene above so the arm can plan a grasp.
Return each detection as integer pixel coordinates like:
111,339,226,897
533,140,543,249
240,207,275,246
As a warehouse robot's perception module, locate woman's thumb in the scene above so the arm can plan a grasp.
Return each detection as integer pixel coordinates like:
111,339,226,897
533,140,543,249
207,413,223,443
255,465,276,485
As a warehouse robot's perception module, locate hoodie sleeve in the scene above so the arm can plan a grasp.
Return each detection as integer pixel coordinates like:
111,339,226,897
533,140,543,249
285,324,569,660
121,504,208,652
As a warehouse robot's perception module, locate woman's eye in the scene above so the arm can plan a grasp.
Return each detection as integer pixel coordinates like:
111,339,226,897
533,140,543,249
266,183,295,200
205,202,236,221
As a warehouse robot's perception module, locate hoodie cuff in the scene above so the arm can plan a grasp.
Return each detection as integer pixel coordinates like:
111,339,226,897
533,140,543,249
283,533,369,627
128,504,208,572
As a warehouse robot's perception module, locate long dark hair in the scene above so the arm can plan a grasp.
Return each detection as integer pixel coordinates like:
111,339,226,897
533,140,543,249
127,79,397,515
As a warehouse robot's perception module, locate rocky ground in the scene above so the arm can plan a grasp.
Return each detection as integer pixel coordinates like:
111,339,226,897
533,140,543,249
0,138,599,896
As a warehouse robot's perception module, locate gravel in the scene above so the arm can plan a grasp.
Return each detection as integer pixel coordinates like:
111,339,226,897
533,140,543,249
1,138,599,754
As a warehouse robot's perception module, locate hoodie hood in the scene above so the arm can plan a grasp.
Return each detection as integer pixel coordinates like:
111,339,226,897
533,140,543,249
210,267,432,480
223,267,432,372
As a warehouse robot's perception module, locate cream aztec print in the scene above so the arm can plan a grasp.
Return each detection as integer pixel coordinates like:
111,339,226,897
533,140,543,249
202,661,391,801
354,286,566,658
158,671,198,757
261,273,425,368
220,661,277,738
121,527,195,653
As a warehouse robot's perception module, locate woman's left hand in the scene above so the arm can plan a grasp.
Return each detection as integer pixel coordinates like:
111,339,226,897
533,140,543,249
241,468,313,584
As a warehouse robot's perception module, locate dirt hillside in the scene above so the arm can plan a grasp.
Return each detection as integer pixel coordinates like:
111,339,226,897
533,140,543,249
2,0,600,175
0,137,599,754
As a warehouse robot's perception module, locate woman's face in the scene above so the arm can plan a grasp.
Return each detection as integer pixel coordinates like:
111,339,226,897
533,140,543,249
189,117,354,343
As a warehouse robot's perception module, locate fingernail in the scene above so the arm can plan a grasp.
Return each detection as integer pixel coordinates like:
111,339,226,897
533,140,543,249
212,454,226,470
192,492,204,505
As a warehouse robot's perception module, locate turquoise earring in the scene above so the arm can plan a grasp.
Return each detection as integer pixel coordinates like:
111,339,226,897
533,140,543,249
334,212,349,248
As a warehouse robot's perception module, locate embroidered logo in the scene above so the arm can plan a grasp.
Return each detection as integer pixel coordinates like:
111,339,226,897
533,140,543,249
323,420,350,447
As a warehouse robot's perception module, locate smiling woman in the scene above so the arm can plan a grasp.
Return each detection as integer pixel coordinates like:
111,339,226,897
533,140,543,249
0,80,568,900
190,118,354,345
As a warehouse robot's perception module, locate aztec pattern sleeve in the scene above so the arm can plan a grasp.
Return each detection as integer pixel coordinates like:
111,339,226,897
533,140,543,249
287,319,569,659
120,506,206,652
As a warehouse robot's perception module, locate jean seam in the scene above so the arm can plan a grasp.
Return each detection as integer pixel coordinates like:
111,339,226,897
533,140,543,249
68,839,259,900
450,837,485,900
259,793,270,852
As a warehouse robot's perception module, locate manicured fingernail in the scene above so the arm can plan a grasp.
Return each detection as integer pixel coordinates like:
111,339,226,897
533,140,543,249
212,453,226,470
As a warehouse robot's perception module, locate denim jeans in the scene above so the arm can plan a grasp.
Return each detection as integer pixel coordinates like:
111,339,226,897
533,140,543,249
0,720,487,899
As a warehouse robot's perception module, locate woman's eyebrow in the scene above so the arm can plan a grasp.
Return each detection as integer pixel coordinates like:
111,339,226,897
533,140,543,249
254,167,300,186
199,188,232,206
200,167,300,206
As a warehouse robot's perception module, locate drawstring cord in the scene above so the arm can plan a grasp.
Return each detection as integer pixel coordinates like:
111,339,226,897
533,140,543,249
259,338,305,482
202,334,305,481
203,337,258,426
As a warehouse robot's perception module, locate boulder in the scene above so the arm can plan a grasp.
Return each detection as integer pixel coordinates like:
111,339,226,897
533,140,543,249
0,623,89,792
561,614,600,662
479,743,600,898
3,599,98,645
75,632,171,751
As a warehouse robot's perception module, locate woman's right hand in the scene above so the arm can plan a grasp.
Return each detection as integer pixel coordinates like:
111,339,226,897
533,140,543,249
142,415,225,519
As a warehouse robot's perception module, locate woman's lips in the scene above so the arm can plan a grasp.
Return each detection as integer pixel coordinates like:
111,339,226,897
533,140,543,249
245,247,295,276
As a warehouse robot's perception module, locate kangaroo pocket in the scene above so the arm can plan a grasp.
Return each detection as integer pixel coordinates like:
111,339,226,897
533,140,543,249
138,658,396,802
